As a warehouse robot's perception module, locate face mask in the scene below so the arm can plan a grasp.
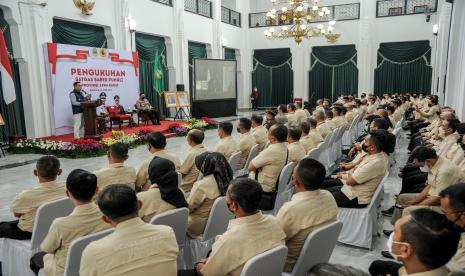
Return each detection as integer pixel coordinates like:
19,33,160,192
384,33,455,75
362,144,369,152
419,165,430,173
364,126,369,133
387,233,409,261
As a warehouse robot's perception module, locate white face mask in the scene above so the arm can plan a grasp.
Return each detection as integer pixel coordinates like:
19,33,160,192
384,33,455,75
419,164,430,173
387,232,409,261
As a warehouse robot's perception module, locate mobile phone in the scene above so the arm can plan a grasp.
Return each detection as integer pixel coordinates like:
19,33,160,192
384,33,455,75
395,203,404,209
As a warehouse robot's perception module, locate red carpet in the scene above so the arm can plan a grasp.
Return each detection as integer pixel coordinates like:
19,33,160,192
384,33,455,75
40,121,182,142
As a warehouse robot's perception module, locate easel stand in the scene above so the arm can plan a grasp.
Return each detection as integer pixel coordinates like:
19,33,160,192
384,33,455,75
174,107,190,121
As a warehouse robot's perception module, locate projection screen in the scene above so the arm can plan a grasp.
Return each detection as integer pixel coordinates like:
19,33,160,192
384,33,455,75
194,59,237,101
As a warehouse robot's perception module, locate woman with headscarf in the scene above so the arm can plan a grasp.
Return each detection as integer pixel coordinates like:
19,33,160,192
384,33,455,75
187,152,233,237
137,157,188,223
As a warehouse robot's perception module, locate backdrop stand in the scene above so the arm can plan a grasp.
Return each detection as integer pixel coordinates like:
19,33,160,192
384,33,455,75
173,107,190,121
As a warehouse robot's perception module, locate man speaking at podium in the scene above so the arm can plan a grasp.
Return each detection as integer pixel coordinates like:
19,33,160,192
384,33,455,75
69,81,88,139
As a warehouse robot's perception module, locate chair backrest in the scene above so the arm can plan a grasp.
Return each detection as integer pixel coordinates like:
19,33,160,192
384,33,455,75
177,172,182,187
319,131,333,151
150,207,189,246
277,162,295,195
289,221,343,276
243,144,259,170
64,228,114,276
202,197,234,241
228,151,242,173
31,198,74,250
240,245,288,276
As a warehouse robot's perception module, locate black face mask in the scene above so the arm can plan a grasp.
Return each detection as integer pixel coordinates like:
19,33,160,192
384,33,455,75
460,143,465,151
236,127,241,133
362,144,369,152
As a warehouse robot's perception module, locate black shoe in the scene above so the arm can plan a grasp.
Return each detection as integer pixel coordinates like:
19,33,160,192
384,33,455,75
382,207,395,217
383,230,393,237
398,173,403,178
381,250,394,259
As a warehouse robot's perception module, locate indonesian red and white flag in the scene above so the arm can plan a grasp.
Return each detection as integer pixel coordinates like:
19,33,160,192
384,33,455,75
0,30,15,104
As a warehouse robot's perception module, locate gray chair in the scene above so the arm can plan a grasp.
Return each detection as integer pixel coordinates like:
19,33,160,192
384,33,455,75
282,221,343,276
178,172,183,187
2,198,74,276
244,144,259,170
182,197,234,269
150,207,189,246
228,151,242,173
272,162,295,214
240,245,288,276
63,228,114,276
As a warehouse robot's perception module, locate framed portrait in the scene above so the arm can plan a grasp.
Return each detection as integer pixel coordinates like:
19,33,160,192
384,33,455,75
164,92,178,108
413,5,427,14
388,7,403,16
177,92,190,107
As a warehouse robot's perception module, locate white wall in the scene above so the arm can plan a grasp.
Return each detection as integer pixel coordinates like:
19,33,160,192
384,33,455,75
0,0,452,138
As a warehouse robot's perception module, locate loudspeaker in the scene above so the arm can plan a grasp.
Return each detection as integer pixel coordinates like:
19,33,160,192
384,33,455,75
176,84,185,91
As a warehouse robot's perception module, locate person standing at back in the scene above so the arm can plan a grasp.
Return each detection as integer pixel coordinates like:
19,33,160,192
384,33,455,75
80,185,178,276
214,122,238,160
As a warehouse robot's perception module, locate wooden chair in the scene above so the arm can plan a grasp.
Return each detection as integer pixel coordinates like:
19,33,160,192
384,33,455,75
135,104,150,126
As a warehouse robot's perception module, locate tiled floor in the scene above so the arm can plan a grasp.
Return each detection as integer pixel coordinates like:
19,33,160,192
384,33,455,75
0,115,408,272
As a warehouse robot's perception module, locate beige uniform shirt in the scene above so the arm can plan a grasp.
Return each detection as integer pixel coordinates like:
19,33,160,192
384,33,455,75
367,104,376,115
41,203,110,276
308,129,324,146
275,114,288,125
135,99,153,110
332,116,347,128
277,190,338,272
137,185,176,223
425,105,440,122
288,142,306,163
80,217,178,276
94,163,136,192
345,111,355,124
187,175,220,237
238,132,256,169
136,150,181,190
251,125,268,153
11,180,66,232
325,119,337,131
214,136,238,160
300,135,316,153
179,144,208,192
287,112,297,127
398,266,450,276
251,143,288,192
341,152,388,205
427,157,465,198
316,122,331,138
294,109,307,125
436,134,457,157
447,233,465,273
200,212,286,276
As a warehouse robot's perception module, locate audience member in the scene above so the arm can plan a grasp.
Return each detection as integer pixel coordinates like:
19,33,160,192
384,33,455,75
80,185,178,276
251,114,268,153
276,104,288,125
264,110,277,129
0,156,65,240
299,121,316,153
137,157,187,223
277,158,338,272
237,117,256,169
294,101,307,125
214,122,238,160
179,129,208,192
315,110,331,138
287,103,297,127
309,263,369,276
287,127,306,163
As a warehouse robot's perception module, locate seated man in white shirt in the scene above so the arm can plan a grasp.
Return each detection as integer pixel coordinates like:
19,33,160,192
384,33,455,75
80,185,179,276
214,122,238,160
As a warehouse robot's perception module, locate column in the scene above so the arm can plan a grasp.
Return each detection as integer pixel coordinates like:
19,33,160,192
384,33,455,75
357,0,376,95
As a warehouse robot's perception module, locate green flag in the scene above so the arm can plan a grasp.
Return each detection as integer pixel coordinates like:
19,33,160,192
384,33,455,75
153,52,165,95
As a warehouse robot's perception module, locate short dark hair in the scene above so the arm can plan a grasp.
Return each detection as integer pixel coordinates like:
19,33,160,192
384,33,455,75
295,101,302,108
332,106,343,115
288,103,296,111
187,129,205,145
366,114,381,124
114,95,120,100
271,124,288,142
278,104,287,113
444,118,461,133
147,132,166,149
309,263,369,276
66,169,97,202
110,142,129,160
251,114,263,125
411,146,437,162
439,183,465,213
288,127,302,141
326,110,333,119
401,209,460,269
369,129,396,154
36,155,61,179
219,122,233,135
239,118,252,131
229,178,263,213
386,105,395,114
73,81,81,87
430,96,439,105
308,118,317,128
300,121,310,134
372,118,390,130
296,158,326,190
97,184,138,221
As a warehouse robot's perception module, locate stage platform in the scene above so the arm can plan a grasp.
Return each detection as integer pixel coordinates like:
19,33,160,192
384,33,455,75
40,120,180,142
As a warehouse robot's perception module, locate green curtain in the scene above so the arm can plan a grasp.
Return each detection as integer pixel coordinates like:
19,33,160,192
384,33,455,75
374,40,432,96
224,48,236,60
135,33,169,116
308,45,358,103
52,18,107,48
188,42,207,96
252,48,293,108
0,9,26,142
